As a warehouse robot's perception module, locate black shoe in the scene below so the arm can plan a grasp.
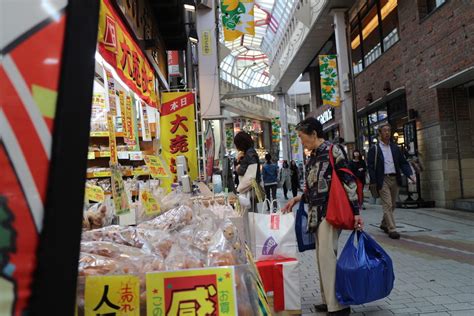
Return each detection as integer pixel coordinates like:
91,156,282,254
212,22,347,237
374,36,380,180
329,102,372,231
328,307,351,315
314,304,328,312
389,231,401,239
379,225,389,234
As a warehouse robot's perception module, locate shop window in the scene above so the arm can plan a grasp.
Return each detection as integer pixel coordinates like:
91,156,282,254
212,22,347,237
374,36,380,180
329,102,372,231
350,0,400,74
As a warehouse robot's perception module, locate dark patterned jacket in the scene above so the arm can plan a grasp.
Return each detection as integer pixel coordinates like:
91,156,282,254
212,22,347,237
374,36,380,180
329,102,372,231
302,141,360,232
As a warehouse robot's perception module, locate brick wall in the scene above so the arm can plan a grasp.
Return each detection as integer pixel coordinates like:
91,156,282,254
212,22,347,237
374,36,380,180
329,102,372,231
352,0,474,126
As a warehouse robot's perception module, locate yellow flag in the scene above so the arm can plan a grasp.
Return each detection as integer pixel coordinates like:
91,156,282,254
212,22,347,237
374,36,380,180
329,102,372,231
221,0,255,41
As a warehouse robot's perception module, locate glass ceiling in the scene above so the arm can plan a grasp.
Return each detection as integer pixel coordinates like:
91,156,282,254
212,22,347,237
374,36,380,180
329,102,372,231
219,0,298,101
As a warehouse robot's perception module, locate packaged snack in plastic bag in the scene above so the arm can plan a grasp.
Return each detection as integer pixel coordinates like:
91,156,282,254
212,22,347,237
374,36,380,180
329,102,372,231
207,230,237,267
136,228,174,259
164,239,205,270
137,205,193,231
82,199,114,231
82,226,148,249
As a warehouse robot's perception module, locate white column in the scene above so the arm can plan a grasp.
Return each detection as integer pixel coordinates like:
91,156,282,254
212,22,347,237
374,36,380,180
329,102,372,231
277,93,290,161
332,9,355,143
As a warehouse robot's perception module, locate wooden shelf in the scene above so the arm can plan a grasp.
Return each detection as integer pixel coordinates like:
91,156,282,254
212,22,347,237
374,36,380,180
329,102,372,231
86,169,150,178
90,131,154,138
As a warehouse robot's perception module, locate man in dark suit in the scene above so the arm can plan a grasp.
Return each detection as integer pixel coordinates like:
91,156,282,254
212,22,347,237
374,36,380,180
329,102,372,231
367,123,414,239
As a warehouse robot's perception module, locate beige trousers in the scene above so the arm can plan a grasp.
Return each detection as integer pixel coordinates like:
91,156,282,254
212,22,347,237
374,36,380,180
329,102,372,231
316,219,346,312
379,175,399,233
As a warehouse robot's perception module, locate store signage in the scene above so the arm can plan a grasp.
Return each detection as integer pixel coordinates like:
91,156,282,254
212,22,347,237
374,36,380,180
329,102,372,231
317,108,334,125
160,92,198,189
144,155,171,179
98,0,158,107
107,114,118,164
204,121,215,181
319,55,341,107
88,152,95,160
167,51,181,77
105,70,117,116
85,184,105,202
111,164,130,215
117,151,129,159
201,30,212,55
129,151,143,161
146,267,237,316
85,275,140,315
140,189,161,215
124,96,137,146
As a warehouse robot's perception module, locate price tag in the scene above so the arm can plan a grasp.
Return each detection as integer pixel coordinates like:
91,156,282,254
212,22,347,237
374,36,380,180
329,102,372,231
129,151,143,161
146,267,237,316
99,151,111,157
117,151,129,159
93,171,111,177
144,155,170,179
85,184,105,202
85,275,140,316
140,189,160,215
87,152,95,160
90,131,109,137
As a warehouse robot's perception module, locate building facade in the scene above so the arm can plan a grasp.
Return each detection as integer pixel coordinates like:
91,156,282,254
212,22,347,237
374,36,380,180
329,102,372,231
309,0,474,208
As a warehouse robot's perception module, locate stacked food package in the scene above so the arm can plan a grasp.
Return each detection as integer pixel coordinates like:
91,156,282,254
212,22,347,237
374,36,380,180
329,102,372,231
77,200,263,315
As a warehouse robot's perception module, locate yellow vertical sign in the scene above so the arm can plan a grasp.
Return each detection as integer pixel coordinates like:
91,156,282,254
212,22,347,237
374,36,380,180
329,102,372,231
119,91,127,134
146,267,237,316
85,275,140,316
125,96,136,146
111,164,130,215
160,92,198,191
85,184,105,202
107,114,118,164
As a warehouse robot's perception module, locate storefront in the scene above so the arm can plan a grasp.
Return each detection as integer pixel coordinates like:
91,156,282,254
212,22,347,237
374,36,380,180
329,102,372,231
357,93,408,155
229,117,268,159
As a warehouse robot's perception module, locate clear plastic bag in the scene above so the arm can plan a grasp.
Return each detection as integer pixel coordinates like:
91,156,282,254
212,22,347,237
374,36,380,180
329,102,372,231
137,205,194,231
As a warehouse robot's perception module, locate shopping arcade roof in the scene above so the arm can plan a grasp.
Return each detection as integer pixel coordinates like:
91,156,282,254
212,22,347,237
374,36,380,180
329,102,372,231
219,0,298,99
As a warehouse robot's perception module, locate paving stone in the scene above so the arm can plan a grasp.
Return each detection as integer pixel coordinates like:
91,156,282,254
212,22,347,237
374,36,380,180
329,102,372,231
418,313,450,316
416,305,449,313
442,303,474,311
424,296,459,305
449,311,474,316
390,307,421,314
450,293,474,303
409,289,439,298
363,310,394,316
431,287,463,295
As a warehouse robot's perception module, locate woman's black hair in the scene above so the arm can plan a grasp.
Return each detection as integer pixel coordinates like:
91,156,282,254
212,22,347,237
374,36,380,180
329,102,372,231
295,117,325,139
234,131,254,152
352,149,363,160
283,160,289,168
265,153,272,162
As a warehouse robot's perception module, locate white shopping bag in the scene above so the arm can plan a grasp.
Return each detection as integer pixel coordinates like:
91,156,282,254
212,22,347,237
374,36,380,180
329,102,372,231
248,212,298,261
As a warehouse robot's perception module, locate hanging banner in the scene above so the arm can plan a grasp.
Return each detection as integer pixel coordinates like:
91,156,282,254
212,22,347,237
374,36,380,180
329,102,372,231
140,101,152,141
167,50,181,77
98,0,158,107
140,189,161,215
85,275,140,315
319,55,341,107
225,124,234,150
271,117,281,143
220,0,255,41
107,114,118,164
105,70,117,116
160,92,198,190
118,91,127,132
146,267,237,316
111,164,130,215
204,121,215,181
124,95,137,146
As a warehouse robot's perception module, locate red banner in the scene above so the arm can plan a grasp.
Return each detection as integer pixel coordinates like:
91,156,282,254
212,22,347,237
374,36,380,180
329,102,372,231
98,0,158,107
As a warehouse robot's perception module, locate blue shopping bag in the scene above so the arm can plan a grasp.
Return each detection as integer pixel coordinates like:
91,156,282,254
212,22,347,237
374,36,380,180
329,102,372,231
294,200,315,252
336,231,394,305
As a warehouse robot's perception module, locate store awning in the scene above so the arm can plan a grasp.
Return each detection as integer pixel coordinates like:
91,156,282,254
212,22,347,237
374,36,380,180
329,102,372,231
429,66,474,89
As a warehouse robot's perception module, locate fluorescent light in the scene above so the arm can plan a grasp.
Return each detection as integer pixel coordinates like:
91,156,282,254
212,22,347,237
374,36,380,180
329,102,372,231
188,28,199,43
351,0,398,50
184,4,195,11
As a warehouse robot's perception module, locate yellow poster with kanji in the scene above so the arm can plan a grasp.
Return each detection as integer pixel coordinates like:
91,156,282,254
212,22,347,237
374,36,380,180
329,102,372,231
85,275,140,315
160,92,198,190
144,155,171,179
85,184,105,202
107,113,118,164
146,267,237,316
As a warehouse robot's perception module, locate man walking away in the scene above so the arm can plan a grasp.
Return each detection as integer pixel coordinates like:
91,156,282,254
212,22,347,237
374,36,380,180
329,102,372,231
367,123,414,239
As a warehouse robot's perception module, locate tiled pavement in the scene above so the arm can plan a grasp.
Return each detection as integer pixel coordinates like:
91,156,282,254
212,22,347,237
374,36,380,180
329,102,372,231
263,191,474,316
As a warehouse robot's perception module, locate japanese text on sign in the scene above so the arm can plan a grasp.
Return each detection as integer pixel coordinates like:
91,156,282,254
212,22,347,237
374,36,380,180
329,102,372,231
85,275,140,316
144,155,170,179
146,267,237,316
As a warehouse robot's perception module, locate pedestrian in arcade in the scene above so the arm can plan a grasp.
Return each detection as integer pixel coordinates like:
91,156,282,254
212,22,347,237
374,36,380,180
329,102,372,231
367,123,414,239
290,160,300,198
349,149,367,210
262,153,279,212
282,117,363,316
234,131,261,212
279,160,292,199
